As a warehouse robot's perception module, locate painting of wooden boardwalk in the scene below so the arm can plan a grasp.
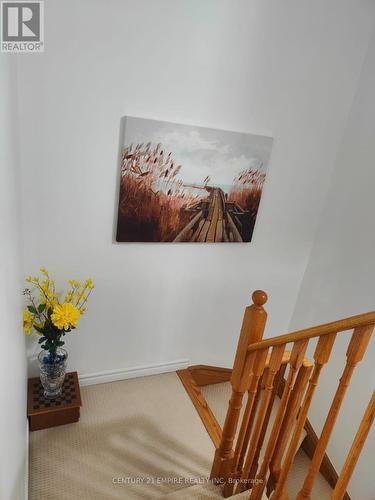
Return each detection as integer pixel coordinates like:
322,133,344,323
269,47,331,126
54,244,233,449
116,117,272,243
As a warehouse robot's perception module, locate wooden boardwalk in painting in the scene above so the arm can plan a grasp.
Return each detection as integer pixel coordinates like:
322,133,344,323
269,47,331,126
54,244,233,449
174,188,250,242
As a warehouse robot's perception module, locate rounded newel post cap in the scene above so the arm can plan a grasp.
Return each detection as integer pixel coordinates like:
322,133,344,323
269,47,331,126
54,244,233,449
252,290,268,307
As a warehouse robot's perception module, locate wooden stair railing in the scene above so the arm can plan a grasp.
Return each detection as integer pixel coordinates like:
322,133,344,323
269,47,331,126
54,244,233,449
207,290,375,500
293,327,373,500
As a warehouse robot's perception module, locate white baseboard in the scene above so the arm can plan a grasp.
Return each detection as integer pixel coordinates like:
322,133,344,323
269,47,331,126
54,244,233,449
79,358,190,387
25,418,29,500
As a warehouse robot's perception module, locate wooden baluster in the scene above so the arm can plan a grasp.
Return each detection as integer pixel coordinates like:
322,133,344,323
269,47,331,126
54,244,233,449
236,365,266,473
266,364,313,500
296,326,374,500
268,358,315,495
210,290,268,483
250,340,309,500
332,391,375,500
270,332,337,500
223,349,268,497
267,365,305,495
247,363,287,497
237,344,286,493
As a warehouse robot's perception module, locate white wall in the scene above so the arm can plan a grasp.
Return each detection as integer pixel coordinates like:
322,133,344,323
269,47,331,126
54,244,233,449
0,55,27,500
290,30,375,500
16,0,375,379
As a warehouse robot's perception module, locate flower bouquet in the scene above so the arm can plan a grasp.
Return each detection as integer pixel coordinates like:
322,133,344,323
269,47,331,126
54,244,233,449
23,268,94,398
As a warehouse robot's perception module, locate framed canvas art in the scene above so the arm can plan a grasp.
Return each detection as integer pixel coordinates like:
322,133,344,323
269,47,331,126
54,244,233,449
116,117,272,243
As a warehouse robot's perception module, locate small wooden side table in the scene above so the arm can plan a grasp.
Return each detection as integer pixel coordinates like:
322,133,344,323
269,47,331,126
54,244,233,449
27,371,82,431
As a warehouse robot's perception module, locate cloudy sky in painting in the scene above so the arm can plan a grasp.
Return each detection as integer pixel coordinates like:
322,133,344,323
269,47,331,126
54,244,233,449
121,116,273,189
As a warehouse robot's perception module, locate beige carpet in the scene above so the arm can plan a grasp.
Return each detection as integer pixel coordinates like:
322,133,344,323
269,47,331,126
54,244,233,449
29,373,332,499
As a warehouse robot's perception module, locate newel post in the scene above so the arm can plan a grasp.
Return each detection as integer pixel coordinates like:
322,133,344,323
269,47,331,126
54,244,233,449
210,290,268,483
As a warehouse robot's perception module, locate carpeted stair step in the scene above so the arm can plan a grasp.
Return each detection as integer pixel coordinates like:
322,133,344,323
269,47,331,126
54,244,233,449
163,450,332,499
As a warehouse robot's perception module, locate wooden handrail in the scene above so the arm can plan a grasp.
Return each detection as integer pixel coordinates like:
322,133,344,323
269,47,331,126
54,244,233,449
247,311,375,353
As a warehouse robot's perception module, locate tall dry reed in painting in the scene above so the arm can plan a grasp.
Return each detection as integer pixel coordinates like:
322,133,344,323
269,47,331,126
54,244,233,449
117,143,204,242
227,168,266,239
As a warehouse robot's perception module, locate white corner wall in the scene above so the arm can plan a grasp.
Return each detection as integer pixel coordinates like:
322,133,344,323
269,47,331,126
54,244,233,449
15,0,375,380
0,55,27,500
291,29,375,500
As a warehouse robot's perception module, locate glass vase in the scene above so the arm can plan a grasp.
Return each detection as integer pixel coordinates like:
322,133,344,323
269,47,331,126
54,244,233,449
38,348,68,399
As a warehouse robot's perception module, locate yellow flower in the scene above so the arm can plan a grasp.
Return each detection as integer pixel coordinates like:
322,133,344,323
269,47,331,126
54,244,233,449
40,267,49,276
86,278,95,289
39,279,59,307
23,309,33,335
51,302,81,331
